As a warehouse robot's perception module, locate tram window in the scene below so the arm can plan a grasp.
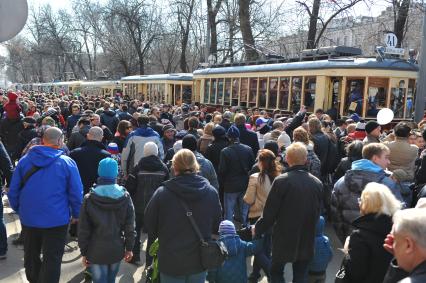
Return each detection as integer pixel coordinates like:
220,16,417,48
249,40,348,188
240,78,248,107
345,79,364,116
249,78,258,107
210,79,217,104
304,77,316,112
291,77,302,112
269,77,278,109
390,80,406,118
406,79,416,118
204,80,210,104
175,85,182,105
232,78,239,106
279,77,289,110
224,78,231,105
182,85,192,104
259,78,267,108
217,79,224,105
367,78,388,117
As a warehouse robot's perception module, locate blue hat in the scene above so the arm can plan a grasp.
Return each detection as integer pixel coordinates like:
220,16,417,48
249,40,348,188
226,125,240,139
219,220,236,236
212,125,226,138
350,113,360,122
256,117,269,127
98,158,118,180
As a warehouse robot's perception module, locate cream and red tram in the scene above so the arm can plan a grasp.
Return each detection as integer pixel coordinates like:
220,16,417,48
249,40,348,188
193,57,418,119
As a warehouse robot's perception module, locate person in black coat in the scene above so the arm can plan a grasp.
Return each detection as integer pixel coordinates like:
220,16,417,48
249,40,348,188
205,125,229,174
219,125,255,227
100,103,120,134
254,142,322,283
0,117,24,162
69,127,111,195
234,113,259,157
334,140,364,181
144,149,222,281
16,117,38,159
415,129,426,185
125,142,169,265
344,182,402,283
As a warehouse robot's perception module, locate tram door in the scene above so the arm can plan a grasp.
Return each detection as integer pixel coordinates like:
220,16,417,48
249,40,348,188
327,77,343,120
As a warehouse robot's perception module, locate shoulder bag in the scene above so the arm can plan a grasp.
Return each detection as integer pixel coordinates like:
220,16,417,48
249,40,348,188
170,190,228,270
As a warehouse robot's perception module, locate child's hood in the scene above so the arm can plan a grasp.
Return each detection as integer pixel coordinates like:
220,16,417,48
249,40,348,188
219,235,240,257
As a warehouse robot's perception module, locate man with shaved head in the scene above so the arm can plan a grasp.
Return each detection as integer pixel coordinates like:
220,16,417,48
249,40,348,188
8,127,83,283
70,126,111,195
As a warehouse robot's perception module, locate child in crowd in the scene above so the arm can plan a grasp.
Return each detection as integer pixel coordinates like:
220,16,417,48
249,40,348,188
308,216,333,283
207,220,262,283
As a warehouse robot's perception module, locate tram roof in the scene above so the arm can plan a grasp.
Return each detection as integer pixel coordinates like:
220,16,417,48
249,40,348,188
80,80,120,87
193,58,419,75
120,73,193,82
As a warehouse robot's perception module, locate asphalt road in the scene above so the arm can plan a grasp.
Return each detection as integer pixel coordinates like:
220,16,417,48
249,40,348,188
0,196,344,283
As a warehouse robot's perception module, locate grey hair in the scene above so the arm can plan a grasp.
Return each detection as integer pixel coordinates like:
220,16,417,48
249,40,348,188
88,126,103,142
43,127,63,146
393,208,426,249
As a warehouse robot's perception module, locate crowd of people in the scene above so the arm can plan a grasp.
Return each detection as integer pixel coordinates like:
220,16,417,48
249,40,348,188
0,88,426,283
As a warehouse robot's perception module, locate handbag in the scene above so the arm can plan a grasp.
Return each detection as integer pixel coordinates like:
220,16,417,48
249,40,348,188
170,190,228,270
335,254,349,283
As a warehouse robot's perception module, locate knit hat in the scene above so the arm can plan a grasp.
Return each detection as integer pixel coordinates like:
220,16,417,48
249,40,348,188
356,121,366,131
223,111,232,120
163,124,176,133
212,125,226,138
365,121,380,134
277,132,291,149
107,143,119,155
182,134,197,151
173,140,183,153
144,142,158,157
350,113,361,122
392,169,409,182
227,125,240,139
218,220,236,236
98,158,118,180
264,140,279,156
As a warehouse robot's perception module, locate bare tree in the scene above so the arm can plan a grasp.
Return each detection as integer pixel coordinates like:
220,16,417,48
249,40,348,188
207,0,223,57
239,0,258,61
392,0,411,47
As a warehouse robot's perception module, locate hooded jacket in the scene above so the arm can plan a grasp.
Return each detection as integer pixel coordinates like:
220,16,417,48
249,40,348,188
8,146,83,228
345,213,393,283
331,159,400,243
207,235,261,283
308,216,333,273
100,109,120,133
78,185,135,265
121,126,165,176
144,174,222,276
4,92,21,119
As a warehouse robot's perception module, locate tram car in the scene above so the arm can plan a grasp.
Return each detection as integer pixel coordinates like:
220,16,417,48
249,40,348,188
80,80,122,97
121,73,193,105
193,46,418,120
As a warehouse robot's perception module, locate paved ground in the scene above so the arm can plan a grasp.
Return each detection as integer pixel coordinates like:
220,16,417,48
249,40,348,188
1,196,343,283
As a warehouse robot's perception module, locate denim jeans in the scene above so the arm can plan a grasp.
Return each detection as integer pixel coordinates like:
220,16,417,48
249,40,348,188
91,262,121,283
270,259,310,283
160,271,207,283
0,197,7,255
23,224,68,283
224,192,249,226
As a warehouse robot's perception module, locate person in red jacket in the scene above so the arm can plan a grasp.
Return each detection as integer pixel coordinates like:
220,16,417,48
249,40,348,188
4,92,22,120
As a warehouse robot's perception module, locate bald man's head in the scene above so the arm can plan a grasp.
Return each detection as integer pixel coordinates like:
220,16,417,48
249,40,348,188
42,127,64,148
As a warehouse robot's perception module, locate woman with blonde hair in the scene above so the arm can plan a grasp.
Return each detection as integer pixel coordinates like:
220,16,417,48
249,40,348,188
244,149,282,282
198,122,215,156
343,182,402,283
144,149,222,283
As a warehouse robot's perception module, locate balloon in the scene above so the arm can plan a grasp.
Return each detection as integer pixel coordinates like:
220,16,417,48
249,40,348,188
377,108,394,125
0,0,28,43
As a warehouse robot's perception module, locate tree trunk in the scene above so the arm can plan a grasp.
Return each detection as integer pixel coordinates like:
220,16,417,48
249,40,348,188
207,0,222,57
394,0,410,48
238,0,258,61
306,0,321,49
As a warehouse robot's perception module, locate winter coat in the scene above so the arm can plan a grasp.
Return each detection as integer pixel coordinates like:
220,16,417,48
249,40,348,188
311,131,332,176
345,213,393,283
198,135,214,156
307,144,321,179
334,157,359,181
67,125,90,151
0,141,13,187
100,109,120,133
118,111,132,121
149,121,164,138
8,145,83,228
0,118,24,159
308,216,333,273
4,100,21,119
255,165,322,263
243,173,272,219
363,134,380,145
173,113,190,131
207,235,262,283
144,174,222,276
112,135,126,153
66,114,81,137
121,126,165,176
331,159,400,243
162,137,175,154
218,143,255,193
69,140,111,194
194,152,219,190
398,261,426,283
78,184,136,265
16,126,38,159
205,138,228,173
236,125,260,157
348,130,367,141
126,155,169,215
416,150,426,184
385,138,419,181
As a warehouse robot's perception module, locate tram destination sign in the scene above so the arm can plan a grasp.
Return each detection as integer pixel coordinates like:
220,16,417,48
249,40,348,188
385,47,405,55
384,32,404,55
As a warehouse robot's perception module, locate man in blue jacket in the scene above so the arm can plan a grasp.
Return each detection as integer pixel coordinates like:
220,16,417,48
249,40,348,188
8,127,83,283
